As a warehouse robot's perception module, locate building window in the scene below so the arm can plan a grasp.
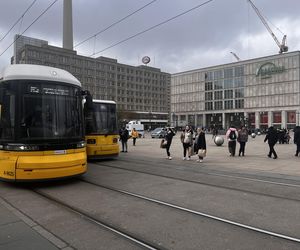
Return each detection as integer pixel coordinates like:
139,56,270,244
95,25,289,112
214,101,223,110
214,70,223,80
235,89,244,98
205,72,213,81
205,92,213,100
287,111,296,123
205,102,213,110
224,78,234,89
214,91,223,100
205,82,213,91
214,80,223,89
224,68,233,78
224,100,233,109
234,66,244,77
273,112,281,123
234,77,244,87
235,99,244,109
224,90,233,99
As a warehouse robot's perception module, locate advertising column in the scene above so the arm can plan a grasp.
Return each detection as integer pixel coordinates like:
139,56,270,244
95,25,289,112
255,112,259,129
281,111,287,129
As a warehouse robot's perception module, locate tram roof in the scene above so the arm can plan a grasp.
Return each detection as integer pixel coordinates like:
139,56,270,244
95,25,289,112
0,64,81,87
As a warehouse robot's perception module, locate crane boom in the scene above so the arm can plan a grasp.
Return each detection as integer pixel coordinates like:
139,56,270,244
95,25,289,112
247,0,288,54
230,52,241,61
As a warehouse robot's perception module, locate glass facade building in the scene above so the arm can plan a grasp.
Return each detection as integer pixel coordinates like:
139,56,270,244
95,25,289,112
171,51,300,130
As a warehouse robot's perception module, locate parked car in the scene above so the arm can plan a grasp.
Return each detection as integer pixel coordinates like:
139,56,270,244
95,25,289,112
151,128,166,138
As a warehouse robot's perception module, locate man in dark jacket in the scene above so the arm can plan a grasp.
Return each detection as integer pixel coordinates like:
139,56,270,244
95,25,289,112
119,126,129,152
294,126,300,156
264,126,278,159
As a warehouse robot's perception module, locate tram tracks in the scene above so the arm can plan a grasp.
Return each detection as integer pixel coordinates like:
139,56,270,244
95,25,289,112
78,178,300,245
30,187,162,250
91,161,300,203
21,174,300,249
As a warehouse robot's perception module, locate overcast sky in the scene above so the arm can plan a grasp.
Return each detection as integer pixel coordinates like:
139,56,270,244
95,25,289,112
0,0,300,73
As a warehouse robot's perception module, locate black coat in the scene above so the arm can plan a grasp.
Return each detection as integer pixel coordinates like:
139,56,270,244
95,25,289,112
165,129,175,144
264,129,278,145
119,128,129,141
294,128,300,144
194,132,206,152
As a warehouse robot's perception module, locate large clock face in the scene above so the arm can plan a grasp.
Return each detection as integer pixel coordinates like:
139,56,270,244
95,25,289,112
142,56,150,64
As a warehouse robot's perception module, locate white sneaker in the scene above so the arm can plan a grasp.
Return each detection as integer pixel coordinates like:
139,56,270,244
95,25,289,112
182,157,186,160
196,159,200,162
168,156,172,160
200,160,203,163
187,157,191,161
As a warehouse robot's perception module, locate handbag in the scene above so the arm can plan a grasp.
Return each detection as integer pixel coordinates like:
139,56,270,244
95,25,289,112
160,139,168,148
198,149,206,158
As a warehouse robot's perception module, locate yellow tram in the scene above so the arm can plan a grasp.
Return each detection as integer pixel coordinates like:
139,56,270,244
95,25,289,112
0,64,87,181
84,100,119,159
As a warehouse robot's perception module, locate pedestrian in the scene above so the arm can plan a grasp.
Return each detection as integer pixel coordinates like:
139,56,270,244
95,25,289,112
212,125,218,139
226,125,238,156
180,125,193,160
119,126,129,152
293,126,300,156
264,126,278,159
131,128,139,146
194,127,207,163
165,127,175,160
237,126,248,156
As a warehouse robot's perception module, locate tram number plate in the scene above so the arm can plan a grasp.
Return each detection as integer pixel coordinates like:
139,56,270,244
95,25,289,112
54,150,67,155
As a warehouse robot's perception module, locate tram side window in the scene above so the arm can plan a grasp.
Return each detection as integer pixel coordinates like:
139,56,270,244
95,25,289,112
0,88,15,140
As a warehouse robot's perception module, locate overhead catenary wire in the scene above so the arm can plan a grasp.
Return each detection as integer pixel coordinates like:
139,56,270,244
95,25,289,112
0,0,59,59
74,0,158,48
90,0,214,57
0,0,37,43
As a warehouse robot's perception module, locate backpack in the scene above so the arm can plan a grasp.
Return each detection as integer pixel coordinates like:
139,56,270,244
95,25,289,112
229,130,237,140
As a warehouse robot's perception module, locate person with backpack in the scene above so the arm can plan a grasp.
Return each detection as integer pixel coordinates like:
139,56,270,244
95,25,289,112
264,126,278,159
237,126,249,156
226,125,238,156
180,125,193,160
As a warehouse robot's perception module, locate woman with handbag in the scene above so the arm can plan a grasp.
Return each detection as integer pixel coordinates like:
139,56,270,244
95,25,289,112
194,127,207,163
180,125,193,160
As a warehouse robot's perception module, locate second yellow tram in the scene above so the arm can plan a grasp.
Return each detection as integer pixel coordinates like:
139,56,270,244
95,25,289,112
84,100,119,159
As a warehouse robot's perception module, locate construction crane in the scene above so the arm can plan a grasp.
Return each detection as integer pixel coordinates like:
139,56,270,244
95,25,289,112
247,0,288,54
230,52,241,61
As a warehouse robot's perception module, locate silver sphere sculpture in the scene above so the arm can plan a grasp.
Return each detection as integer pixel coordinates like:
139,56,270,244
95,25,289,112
251,133,256,138
257,132,261,135
214,136,224,146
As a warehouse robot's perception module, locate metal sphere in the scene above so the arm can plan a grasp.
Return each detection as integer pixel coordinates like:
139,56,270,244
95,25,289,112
214,136,224,146
257,132,261,135
251,133,256,138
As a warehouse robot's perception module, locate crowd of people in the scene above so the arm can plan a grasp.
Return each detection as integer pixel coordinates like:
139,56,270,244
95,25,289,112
161,125,300,162
119,124,300,161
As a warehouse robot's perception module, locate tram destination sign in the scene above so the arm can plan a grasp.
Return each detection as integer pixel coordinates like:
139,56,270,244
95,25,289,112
256,62,285,79
29,86,70,96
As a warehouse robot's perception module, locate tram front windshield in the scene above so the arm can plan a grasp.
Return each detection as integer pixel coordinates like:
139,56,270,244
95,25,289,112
85,102,117,135
0,80,83,145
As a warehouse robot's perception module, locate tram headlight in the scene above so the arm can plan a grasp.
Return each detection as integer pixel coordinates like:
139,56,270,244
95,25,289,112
4,144,39,151
76,141,86,148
